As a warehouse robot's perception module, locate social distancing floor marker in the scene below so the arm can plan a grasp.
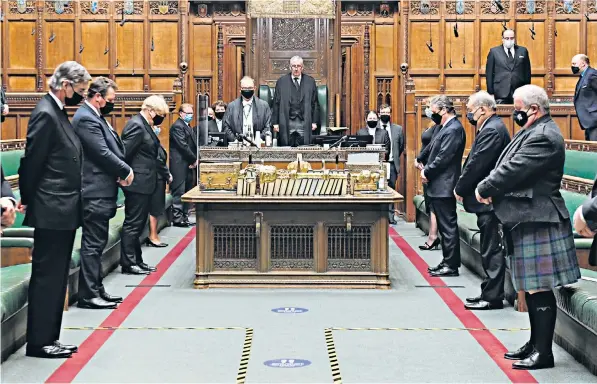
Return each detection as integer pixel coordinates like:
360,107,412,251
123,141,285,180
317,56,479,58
64,326,254,384
325,328,343,384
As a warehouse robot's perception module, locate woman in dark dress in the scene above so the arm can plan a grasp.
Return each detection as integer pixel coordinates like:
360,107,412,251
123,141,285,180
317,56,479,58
146,136,171,248
476,85,580,370
415,106,440,250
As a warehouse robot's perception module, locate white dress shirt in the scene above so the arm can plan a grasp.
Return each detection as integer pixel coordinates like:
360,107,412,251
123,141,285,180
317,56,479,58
48,91,64,110
503,45,514,59
367,127,376,144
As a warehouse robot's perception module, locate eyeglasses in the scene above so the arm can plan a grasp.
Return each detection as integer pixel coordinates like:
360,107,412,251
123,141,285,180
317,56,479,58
291,65,303,69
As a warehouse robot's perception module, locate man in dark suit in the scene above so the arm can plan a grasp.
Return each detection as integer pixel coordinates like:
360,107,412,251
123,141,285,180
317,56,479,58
169,103,197,227
454,91,511,310
379,104,405,224
419,95,466,277
1,167,17,231
272,56,320,147
18,61,91,358
571,54,597,141
476,85,580,370
574,178,597,267
208,100,227,134
72,77,132,310
223,76,272,144
486,29,531,104
120,95,169,275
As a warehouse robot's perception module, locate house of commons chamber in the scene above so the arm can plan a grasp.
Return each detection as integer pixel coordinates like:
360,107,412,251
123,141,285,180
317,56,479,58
1,0,597,382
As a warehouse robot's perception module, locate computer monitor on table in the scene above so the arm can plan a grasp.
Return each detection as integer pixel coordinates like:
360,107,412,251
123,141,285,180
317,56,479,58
209,132,228,147
312,135,342,146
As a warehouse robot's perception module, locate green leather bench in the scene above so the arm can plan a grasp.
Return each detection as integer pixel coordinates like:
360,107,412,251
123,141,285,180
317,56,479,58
258,84,329,134
1,264,31,361
564,150,597,180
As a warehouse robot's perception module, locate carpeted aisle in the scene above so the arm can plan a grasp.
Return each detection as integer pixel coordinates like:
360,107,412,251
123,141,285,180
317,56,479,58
1,222,595,383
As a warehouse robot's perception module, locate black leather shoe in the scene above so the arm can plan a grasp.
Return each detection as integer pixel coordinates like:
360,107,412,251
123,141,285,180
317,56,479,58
122,265,150,275
427,262,445,272
429,266,459,277
77,297,117,309
466,295,482,303
100,291,123,303
26,345,72,359
464,300,504,310
54,341,78,353
504,341,534,360
172,221,190,228
512,349,554,370
139,263,157,272
389,218,397,225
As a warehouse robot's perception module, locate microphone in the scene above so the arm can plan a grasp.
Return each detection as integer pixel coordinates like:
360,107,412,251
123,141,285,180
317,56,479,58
494,0,504,12
329,135,347,149
426,41,434,53
237,133,258,148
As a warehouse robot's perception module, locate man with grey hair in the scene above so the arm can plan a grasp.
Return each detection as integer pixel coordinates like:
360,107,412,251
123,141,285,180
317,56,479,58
571,54,597,141
455,91,511,310
272,55,320,147
476,84,580,369
72,76,132,310
418,95,466,277
18,61,91,358
223,76,272,143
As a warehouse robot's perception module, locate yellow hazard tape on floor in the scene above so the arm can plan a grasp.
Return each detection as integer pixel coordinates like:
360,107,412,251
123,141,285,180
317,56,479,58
329,327,529,332
64,326,254,384
237,328,253,384
325,328,343,384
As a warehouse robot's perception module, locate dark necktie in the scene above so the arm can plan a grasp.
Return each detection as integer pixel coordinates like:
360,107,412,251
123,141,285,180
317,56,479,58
383,124,387,130
293,77,300,89
507,49,514,61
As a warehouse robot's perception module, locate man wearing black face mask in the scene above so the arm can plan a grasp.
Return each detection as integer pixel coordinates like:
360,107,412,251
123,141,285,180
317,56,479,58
72,77,133,309
120,95,170,276
223,76,272,143
19,61,91,358
419,95,466,277
357,111,391,158
476,85,580,370
571,54,597,141
208,100,227,134
454,91,510,310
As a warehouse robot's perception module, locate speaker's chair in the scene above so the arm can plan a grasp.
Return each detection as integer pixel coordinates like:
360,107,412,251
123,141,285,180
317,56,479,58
258,84,328,134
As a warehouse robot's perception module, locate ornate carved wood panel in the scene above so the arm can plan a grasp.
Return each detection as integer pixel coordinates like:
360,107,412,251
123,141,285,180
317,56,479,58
253,17,330,87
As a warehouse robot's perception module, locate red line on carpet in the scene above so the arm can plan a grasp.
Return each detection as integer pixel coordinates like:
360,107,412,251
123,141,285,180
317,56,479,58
389,228,537,384
45,228,196,384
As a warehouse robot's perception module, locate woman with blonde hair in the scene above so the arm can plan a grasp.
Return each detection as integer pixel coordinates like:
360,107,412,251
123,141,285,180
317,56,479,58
120,95,169,275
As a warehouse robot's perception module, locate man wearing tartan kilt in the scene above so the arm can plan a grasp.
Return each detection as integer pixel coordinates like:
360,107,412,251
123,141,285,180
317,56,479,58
475,84,581,370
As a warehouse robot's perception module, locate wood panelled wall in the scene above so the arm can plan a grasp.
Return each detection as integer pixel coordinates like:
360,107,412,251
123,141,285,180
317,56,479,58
405,0,597,97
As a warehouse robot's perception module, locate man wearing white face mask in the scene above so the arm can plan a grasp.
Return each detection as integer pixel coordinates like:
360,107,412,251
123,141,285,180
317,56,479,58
486,29,531,104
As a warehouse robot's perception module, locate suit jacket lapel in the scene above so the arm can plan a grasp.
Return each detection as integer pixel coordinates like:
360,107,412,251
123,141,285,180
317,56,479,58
575,69,590,99
139,114,160,147
47,95,80,154
252,99,259,130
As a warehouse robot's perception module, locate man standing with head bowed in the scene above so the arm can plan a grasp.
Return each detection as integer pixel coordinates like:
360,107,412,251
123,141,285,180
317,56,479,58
486,29,531,104
454,91,511,310
272,56,320,147
571,54,597,141
378,104,405,225
19,61,91,358
72,77,133,310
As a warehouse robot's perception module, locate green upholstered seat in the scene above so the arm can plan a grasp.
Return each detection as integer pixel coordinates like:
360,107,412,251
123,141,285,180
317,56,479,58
555,280,597,334
0,264,31,322
564,150,597,181
257,84,328,133
0,237,34,249
1,150,24,178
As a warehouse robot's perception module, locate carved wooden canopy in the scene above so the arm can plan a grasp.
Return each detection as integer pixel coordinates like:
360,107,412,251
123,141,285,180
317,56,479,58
247,0,336,19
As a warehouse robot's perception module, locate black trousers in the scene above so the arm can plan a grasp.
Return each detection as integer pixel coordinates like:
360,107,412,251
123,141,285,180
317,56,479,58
78,198,116,300
388,162,398,217
27,228,76,348
120,191,151,269
172,170,194,223
288,119,305,147
476,212,506,302
430,197,461,269
585,128,597,141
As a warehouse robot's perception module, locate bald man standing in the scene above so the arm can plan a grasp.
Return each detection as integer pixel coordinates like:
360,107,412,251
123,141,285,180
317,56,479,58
572,54,597,141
